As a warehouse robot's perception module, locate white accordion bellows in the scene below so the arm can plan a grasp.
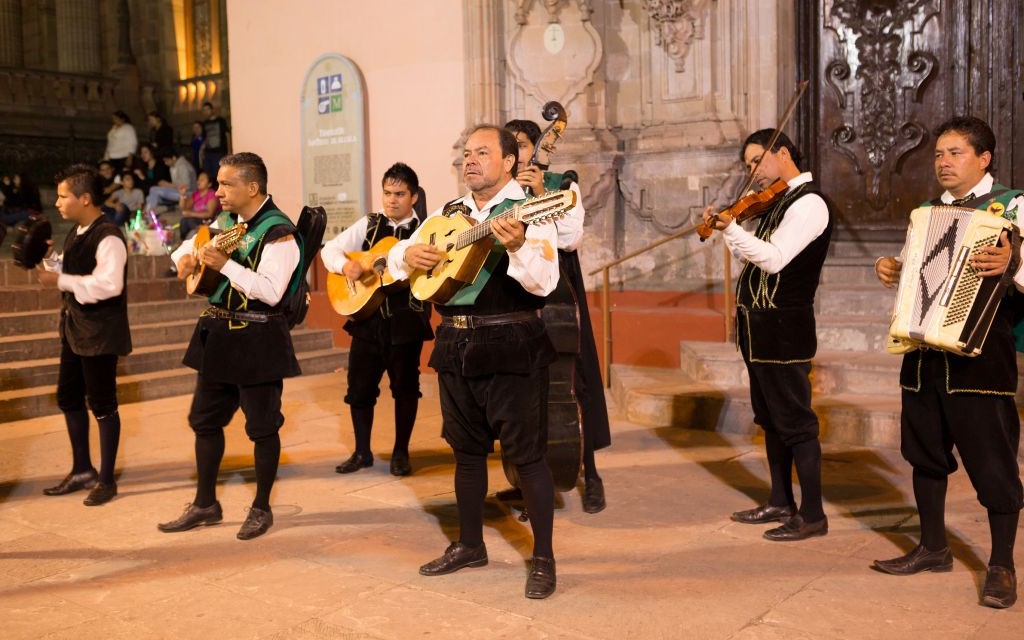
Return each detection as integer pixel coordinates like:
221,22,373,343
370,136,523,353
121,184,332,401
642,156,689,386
888,205,1016,356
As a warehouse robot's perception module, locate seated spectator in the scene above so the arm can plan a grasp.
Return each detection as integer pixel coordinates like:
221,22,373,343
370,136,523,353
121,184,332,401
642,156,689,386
145,151,197,211
131,143,170,196
97,161,123,222
177,171,221,241
1,173,43,242
106,172,144,226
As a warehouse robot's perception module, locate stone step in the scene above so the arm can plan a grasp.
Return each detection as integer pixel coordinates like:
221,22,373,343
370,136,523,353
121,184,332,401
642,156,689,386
610,365,903,449
0,347,348,423
0,319,195,363
0,255,176,288
678,342,902,396
815,313,891,351
818,259,881,286
826,238,904,259
0,298,209,337
0,329,336,392
0,277,184,312
816,284,895,317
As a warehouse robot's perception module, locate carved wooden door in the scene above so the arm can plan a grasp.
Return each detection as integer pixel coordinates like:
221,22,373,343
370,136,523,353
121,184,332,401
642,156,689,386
797,1,1023,231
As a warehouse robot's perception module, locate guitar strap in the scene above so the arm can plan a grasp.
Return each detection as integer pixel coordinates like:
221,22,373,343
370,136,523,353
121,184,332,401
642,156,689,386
444,198,520,306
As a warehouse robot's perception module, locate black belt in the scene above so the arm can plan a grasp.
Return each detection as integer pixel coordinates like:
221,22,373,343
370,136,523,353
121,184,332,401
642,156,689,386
440,310,539,329
201,306,280,324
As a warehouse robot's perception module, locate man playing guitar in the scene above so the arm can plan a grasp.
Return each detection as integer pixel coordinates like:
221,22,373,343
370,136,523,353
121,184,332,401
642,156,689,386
320,162,433,477
388,125,561,599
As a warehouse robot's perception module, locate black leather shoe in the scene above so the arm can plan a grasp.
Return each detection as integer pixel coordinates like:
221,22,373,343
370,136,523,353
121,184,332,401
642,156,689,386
157,501,224,532
419,542,488,576
43,468,99,496
731,503,795,524
390,453,412,477
582,478,606,514
237,506,273,540
982,565,1017,608
335,452,373,474
83,482,117,506
763,514,828,541
525,556,556,599
872,544,953,575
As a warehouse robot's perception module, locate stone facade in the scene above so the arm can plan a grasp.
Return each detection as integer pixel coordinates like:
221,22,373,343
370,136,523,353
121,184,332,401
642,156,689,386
0,0,228,184
465,0,796,292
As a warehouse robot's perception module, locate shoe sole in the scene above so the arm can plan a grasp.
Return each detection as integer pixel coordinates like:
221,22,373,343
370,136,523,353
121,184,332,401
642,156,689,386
871,562,952,576
763,528,829,542
982,594,1016,609
525,586,556,599
582,501,606,514
43,480,99,496
419,557,488,576
157,517,224,533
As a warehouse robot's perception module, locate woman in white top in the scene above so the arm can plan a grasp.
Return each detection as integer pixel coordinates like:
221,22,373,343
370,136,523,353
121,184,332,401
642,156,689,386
104,110,138,174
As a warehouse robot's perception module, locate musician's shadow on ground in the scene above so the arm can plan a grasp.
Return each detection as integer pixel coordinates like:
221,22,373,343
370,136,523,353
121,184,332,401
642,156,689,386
644,419,988,573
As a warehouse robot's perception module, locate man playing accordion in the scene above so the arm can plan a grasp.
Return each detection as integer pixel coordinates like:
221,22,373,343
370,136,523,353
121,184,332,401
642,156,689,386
874,116,1024,609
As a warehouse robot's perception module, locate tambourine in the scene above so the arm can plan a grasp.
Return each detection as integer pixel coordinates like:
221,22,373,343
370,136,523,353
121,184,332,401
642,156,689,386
11,215,52,269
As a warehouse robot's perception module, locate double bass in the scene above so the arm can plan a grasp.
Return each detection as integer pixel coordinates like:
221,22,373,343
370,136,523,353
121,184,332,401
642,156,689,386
501,101,583,494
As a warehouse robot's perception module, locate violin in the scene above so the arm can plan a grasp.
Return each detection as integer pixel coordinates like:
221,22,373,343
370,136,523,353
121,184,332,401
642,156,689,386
696,179,788,241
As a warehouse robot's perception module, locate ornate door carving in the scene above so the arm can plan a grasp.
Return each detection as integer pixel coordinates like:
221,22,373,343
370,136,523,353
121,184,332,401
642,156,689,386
797,1,1023,231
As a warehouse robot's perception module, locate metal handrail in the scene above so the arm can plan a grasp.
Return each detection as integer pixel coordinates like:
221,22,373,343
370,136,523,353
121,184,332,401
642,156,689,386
587,221,734,387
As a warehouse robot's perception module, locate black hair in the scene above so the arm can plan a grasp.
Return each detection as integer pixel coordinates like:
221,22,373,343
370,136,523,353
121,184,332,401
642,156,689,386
220,152,268,194
934,116,996,174
382,162,419,194
112,110,131,124
741,129,804,171
55,163,104,204
504,119,542,146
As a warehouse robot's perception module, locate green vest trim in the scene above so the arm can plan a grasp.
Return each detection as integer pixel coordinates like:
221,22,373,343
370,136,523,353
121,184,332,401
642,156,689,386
209,210,299,305
444,198,519,306
543,171,563,193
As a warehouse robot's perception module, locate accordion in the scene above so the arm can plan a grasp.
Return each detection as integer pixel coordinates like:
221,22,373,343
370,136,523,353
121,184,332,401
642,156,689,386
887,205,1020,356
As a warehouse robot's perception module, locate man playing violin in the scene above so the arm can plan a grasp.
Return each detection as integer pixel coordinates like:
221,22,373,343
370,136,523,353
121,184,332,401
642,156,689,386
701,129,834,541
873,116,1024,609
320,162,433,477
388,125,561,599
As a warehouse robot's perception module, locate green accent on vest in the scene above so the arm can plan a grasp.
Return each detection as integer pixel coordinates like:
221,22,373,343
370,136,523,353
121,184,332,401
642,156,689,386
543,171,563,193
209,210,299,305
444,198,520,306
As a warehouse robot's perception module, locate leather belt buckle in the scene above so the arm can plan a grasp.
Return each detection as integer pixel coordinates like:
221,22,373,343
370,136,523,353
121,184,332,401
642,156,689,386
450,315,471,329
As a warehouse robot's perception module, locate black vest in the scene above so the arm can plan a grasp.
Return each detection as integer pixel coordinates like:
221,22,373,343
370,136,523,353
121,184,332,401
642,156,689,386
345,213,433,345
182,198,301,384
60,217,132,357
735,182,834,363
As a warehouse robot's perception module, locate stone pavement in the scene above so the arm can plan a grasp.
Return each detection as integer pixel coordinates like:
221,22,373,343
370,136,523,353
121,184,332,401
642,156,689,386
0,371,1020,639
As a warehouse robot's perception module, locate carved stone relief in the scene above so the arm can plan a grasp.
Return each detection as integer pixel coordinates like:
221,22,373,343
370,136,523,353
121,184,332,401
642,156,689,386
642,0,709,72
506,0,603,110
823,0,940,210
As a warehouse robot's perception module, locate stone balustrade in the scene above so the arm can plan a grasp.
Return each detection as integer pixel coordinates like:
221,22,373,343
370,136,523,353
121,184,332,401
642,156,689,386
0,67,116,115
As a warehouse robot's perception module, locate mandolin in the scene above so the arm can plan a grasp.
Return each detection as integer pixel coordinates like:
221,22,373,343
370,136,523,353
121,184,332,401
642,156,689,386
325,236,405,320
185,222,248,297
409,189,576,304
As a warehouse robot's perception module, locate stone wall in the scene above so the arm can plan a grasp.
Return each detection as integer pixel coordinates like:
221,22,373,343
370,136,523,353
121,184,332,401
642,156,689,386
465,0,795,293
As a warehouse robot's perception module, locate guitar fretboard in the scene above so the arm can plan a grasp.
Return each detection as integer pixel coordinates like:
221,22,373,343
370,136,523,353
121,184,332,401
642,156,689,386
455,208,517,250
451,192,568,250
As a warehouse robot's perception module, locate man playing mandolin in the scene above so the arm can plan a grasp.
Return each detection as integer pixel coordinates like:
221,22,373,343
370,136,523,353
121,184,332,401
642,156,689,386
158,152,302,541
388,125,561,599
701,129,834,542
320,162,433,477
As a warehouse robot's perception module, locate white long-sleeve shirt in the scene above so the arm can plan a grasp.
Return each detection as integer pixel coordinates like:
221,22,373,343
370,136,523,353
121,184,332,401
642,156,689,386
170,197,300,306
105,123,138,161
387,179,559,297
554,180,585,251
721,172,829,274
43,226,127,305
320,212,418,274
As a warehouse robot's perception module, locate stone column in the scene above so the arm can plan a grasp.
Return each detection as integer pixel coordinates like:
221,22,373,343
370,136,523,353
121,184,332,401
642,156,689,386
0,0,24,67
55,0,102,73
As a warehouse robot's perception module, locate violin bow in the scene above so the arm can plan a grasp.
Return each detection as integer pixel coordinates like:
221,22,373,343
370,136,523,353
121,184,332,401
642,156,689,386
729,80,809,203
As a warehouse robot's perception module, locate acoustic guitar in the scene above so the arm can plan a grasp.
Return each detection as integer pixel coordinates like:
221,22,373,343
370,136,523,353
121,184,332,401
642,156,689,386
409,189,576,304
326,236,406,320
185,222,248,297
